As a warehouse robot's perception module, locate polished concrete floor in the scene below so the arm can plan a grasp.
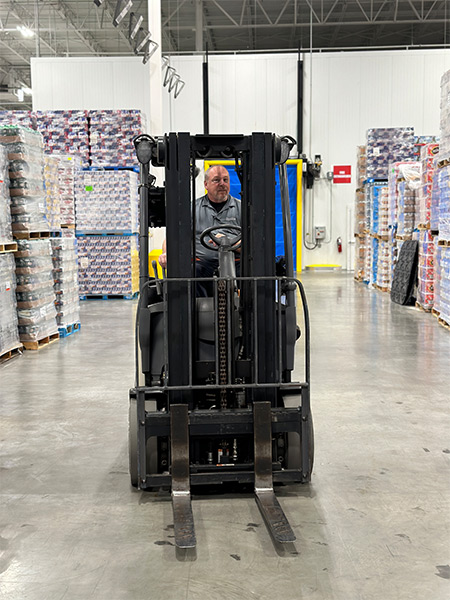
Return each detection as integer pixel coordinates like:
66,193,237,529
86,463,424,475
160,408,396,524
1,272,449,600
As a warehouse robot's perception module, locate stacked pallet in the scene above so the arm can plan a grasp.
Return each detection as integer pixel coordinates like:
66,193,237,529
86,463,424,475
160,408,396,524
366,127,415,180
89,110,145,167
35,110,90,167
14,239,58,349
0,126,48,235
75,168,139,298
417,144,439,228
0,145,21,361
43,155,61,232
50,237,80,333
417,230,436,311
55,154,81,228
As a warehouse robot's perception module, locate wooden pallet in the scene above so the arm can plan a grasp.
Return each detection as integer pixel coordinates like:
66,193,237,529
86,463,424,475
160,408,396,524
417,223,430,230
395,234,413,241
22,332,60,351
432,308,440,318
61,224,75,229
415,301,432,313
437,157,450,169
438,239,450,247
0,345,23,363
0,241,18,253
374,284,389,293
438,318,450,332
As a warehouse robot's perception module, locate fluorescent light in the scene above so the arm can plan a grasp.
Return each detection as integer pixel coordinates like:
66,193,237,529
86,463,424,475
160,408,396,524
15,89,24,102
22,87,33,95
142,40,158,64
174,80,185,99
113,0,133,27
129,13,143,40
93,0,104,6
17,25,34,38
136,30,152,53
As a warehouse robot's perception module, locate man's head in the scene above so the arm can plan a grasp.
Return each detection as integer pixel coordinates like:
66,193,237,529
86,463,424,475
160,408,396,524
204,165,230,204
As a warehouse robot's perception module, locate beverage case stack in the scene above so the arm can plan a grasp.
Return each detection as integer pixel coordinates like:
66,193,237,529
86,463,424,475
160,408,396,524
77,235,139,297
75,169,139,297
36,111,90,168
43,155,61,232
366,128,415,179
55,154,81,228
417,230,436,310
0,110,36,130
418,144,439,227
75,170,139,233
50,237,80,330
0,146,21,358
0,126,49,235
353,146,369,281
14,239,58,346
89,110,146,167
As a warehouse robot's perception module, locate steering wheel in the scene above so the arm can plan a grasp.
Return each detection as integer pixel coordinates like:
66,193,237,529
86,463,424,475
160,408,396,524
200,225,241,252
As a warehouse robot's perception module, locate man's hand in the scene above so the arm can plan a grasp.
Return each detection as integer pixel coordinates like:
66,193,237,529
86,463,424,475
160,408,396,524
158,252,167,268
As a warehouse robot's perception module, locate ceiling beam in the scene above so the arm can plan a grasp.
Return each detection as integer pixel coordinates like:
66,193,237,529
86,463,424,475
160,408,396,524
52,0,105,55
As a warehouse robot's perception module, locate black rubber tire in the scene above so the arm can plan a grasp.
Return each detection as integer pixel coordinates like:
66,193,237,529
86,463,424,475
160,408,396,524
128,398,157,487
286,414,314,481
391,240,418,305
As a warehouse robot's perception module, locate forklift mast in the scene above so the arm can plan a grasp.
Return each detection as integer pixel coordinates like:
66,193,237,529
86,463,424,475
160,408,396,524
130,132,312,550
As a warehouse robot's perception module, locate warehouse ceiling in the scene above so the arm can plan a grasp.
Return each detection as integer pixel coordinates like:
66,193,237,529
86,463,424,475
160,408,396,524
0,0,449,109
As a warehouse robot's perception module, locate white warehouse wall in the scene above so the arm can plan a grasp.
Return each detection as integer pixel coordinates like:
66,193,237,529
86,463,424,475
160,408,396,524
164,49,450,269
31,57,152,128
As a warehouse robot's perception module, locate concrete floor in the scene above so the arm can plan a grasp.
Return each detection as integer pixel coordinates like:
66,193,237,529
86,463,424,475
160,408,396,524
1,272,449,600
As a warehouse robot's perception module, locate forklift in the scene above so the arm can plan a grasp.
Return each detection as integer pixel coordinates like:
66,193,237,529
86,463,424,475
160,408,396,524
129,132,313,549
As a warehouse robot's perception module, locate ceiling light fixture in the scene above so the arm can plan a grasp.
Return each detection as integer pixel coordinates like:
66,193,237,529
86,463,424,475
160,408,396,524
22,87,33,95
16,25,34,38
15,88,24,102
129,12,143,40
163,66,176,88
113,0,133,27
135,29,152,53
93,0,104,6
174,80,185,99
142,40,159,64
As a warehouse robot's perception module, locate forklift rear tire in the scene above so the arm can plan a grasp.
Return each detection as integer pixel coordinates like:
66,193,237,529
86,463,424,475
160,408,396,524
128,398,158,487
286,414,314,481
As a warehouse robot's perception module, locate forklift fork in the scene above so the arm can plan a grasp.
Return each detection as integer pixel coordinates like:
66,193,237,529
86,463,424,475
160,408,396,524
169,401,295,548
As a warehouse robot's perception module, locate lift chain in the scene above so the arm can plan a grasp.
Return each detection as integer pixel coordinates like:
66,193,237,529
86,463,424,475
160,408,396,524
218,278,228,410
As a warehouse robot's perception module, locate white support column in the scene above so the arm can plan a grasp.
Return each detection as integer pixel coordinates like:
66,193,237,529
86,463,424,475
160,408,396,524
148,0,163,138
147,0,165,251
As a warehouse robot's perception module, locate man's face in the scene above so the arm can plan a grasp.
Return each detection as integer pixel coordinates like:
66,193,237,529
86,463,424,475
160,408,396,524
205,167,230,203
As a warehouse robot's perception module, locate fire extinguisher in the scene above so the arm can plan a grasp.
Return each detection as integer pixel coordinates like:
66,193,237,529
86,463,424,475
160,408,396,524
336,237,343,253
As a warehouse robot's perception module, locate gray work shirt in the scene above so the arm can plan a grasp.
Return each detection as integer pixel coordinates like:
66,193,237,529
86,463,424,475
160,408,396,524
195,194,241,261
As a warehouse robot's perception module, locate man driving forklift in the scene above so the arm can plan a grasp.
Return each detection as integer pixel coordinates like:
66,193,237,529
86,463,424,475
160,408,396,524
158,164,241,295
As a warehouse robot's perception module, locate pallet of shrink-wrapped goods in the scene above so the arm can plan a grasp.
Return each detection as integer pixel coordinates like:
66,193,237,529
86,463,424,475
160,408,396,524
376,239,390,291
430,160,440,232
366,181,387,236
366,128,415,180
362,232,372,283
75,169,139,233
0,253,21,360
417,144,439,228
77,234,139,297
354,235,367,281
439,69,450,165
438,247,450,328
356,145,366,189
0,145,14,248
43,155,61,231
14,238,58,348
89,110,146,167
377,186,389,237
354,189,369,235
417,230,436,311
396,163,422,238
50,237,80,332
35,111,89,168
437,165,450,243
0,110,37,130
434,245,442,316
54,154,81,227
0,125,49,235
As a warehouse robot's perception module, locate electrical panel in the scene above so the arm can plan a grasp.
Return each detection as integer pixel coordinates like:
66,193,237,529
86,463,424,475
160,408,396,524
315,226,326,241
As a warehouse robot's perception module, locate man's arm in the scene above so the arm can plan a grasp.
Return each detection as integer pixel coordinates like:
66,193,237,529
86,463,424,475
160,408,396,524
158,239,167,268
